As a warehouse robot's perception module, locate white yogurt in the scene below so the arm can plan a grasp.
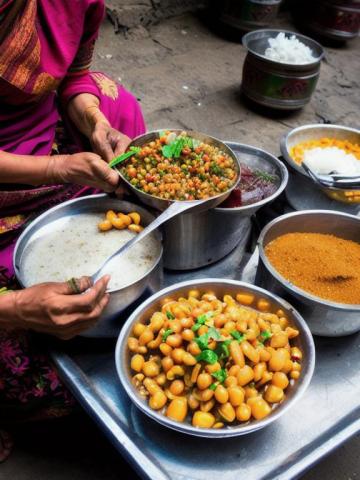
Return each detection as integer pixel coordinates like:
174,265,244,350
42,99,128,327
21,213,160,291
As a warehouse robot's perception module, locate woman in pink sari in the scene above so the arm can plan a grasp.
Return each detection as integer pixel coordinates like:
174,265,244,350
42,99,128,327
0,0,146,460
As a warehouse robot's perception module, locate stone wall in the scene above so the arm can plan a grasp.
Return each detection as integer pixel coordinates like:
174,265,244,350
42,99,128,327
106,0,206,32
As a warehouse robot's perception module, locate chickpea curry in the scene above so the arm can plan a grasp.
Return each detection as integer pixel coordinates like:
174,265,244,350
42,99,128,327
127,289,303,429
120,131,238,201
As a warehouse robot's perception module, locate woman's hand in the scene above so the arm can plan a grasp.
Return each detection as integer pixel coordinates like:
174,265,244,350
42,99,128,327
8,276,110,339
91,121,131,162
49,152,119,192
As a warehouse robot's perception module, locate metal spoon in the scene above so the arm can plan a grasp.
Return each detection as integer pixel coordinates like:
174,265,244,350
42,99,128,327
91,199,205,282
302,162,360,190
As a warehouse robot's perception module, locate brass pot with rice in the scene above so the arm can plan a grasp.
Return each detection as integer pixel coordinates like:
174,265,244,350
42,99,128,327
255,210,360,337
241,29,324,110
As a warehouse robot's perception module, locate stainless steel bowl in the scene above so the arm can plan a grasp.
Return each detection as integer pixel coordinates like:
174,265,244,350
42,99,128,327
217,0,283,32
280,123,360,204
117,129,241,212
13,194,163,338
256,210,360,336
115,279,315,438
162,142,289,270
242,29,324,110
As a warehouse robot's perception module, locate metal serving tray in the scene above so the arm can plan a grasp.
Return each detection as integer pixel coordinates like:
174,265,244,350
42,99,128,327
50,244,360,480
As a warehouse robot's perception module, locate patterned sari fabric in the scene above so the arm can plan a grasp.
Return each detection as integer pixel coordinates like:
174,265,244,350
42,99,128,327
0,0,146,421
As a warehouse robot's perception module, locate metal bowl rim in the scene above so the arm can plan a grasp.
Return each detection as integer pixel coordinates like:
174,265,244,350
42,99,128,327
242,29,325,67
257,209,360,311
215,141,289,212
116,129,241,207
13,193,164,294
280,123,360,176
115,278,315,438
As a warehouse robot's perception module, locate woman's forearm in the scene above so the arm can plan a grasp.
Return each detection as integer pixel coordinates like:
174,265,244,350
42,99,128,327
66,93,110,138
0,150,66,186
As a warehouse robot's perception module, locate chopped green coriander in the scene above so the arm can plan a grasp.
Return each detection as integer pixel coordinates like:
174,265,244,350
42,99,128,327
230,330,245,342
166,311,175,320
209,383,217,391
162,328,174,342
195,333,209,350
208,327,221,340
196,349,218,365
259,330,272,342
211,368,227,383
215,339,231,360
191,311,214,331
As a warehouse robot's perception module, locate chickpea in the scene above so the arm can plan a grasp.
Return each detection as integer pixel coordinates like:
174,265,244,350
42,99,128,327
180,353,195,367
224,321,237,333
130,354,144,372
244,329,257,341
236,320,248,333
290,371,300,380
106,210,117,221
259,348,271,362
166,334,182,348
199,388,214,402
139,328,154,346
292,361,301,372
192,411,215,428
168,319,182,334
110,216,126,230
169,379,185,396
98,219,112,232
253,362,266,382
166,397,188,422
160,359,172,379
180,317,193,329
188,394,200,410
230,340,245,368
155,373,166,386
213,422,224,429
166,365,185,381
205,362,221,374
143,378,161,395
171,348,185,364
281,359,293,374
236,293,254,306
237,365,254,387
149,390,167,410
197,373,212,390
214,314,227,328
191,364,202,384
224,375,238,388
257,371,273,386
128,211,141,225
188,341,201,356
214,385,229,404
133,323,146,337
128,224,144,233
227,386,244,406
241,341,260,364
118,213,132,227
257,299,270,312
159,343,172,356
150,312,165,332
269,349,288,372
200,399,216,413
223,294,236,306
218,402,236,423
182,329,194,342
244,386,258,399
236,403,251,422
270,332,288,348
198,325,209,336
265,385,284,404
250,398,272,420
188,289,200,298
138,346,147,354
143,360,160,378
127,337,139,352
272,372,289,390
285,327,299,339
147,331,163,349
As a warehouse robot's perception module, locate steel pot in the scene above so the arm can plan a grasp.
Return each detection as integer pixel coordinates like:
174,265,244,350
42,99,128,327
13,194,163,338
255,210,360,336
218,0,283,31
163,142,288,270
242,29,324,110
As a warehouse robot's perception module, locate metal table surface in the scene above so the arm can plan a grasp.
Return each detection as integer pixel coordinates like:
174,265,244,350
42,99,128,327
51,242,360,480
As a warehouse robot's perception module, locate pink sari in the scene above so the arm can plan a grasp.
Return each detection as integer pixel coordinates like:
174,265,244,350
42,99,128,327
0,0,145,419
0,0,146,279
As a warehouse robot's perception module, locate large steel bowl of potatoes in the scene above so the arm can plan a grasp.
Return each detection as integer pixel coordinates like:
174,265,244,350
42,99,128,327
115,279,315,437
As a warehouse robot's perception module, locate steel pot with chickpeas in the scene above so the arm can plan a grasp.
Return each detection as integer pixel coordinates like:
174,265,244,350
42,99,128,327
115,279,315,437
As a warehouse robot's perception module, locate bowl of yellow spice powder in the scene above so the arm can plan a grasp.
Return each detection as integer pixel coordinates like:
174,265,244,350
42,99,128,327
255,210,360,336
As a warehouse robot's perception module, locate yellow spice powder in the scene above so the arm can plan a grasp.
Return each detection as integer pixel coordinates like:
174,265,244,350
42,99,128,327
265,233,360,304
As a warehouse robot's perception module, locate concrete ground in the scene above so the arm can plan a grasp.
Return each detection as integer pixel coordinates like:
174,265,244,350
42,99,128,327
2,10,360,480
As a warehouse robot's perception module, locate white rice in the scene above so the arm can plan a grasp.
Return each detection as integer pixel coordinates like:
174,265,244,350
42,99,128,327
264,32,316,65
303,146,360,175
21,213,160,291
